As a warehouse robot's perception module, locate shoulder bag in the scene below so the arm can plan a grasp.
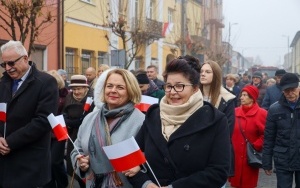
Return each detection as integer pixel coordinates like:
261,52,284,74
238,118,262,168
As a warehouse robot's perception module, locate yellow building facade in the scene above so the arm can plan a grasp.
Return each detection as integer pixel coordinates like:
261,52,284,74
63,0,219,76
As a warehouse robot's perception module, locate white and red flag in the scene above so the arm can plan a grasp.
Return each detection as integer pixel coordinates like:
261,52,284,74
135,95,158,112
162,22,174,37
56,114,68,134
0,103,7,122
103,136,146,172
47,113,68,141
84,97,93,112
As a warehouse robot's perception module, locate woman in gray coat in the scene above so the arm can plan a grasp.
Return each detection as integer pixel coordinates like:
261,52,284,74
70,69,145,188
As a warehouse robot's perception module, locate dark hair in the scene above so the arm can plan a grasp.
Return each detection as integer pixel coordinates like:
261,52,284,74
147,64,158,71
163,56,200,86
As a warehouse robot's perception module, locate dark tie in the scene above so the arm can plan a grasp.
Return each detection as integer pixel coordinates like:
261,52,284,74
12,79,22,95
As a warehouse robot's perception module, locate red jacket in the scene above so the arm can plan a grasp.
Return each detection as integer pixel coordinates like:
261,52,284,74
229,103,267,188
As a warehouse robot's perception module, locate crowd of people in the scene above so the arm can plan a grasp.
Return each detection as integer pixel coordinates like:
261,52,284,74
0,40,300,188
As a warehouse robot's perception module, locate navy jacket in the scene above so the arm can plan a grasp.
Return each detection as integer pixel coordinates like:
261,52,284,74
261,84,283,110
263,96,300,171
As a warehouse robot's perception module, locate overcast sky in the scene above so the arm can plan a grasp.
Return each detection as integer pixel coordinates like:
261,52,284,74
223,0,300,66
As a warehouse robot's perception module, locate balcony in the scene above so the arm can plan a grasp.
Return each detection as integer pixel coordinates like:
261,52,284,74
209,18,224,28
191,35,210,48
131,17,163,39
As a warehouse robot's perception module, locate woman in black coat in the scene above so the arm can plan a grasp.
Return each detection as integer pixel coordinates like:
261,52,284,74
62,75,94,188
127,57,230,188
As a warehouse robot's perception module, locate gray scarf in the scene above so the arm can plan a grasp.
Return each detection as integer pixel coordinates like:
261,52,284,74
88,102,134,186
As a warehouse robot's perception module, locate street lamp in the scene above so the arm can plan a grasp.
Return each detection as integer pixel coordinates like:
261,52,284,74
229,23,238,46
282,35,290,69
227,22,238,74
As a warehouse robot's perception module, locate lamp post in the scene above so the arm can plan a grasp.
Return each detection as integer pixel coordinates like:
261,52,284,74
282,35,290,69
227,22,238,74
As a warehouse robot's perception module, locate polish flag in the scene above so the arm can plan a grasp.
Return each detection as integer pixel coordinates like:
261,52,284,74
135,95,158,112
0,103,6,122
56,115,68,134
162,22,174,37
84,97,93,112
47,113,68,141
103,137,146,172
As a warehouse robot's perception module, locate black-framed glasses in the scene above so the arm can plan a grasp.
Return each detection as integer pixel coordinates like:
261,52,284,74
0,56,24,68
163,83,193,92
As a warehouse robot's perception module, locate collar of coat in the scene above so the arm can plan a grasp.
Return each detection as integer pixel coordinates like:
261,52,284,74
145,102,226,143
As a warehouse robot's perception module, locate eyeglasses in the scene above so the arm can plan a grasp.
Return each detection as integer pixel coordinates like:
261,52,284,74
0,56,24,68
163,83,193,92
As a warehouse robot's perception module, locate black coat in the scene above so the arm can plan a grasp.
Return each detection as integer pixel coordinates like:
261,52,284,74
129,102,230,188
0,62,58,187
218,97,235,177
263,96,300,171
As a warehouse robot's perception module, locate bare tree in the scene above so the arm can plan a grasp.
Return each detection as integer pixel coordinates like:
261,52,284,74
105,2,163,70
105,16,152,69
0,0,55,57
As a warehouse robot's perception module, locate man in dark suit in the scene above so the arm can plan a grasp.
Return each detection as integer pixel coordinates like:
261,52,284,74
0,40,58,187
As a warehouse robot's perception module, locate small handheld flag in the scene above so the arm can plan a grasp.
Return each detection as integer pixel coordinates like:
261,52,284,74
135,95,158,112
0,103,7,122
84,97,93,112
103,137,146,172
47,113,68,141
56,114,68,134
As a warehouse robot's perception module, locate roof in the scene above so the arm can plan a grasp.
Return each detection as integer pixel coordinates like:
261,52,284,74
290,31,300,47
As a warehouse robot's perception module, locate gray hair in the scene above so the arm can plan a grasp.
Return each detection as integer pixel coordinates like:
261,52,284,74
1,40,28,56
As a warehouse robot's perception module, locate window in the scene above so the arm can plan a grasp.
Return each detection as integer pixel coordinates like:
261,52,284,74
81,50,92,74
135,58,142,70
98,52,109,66
149,1,153,19
196,22,201,35
119,0,125,15
65,48,78,79
194,0,203,5
168,8,174,23
135,0,139,18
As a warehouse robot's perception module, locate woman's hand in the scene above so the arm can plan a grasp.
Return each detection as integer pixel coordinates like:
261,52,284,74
146,183,160,188
0,137,10,155
77,154,90,172
123,166,141,177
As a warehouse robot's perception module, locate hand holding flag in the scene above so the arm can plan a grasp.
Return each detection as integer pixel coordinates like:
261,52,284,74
103,137,161,187
102,136,146,172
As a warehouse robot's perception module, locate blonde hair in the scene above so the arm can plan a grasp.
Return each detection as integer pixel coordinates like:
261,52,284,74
266,78,276,86
101,69,141,104
226,73,237,83
47,70,65,89
98,64,110,71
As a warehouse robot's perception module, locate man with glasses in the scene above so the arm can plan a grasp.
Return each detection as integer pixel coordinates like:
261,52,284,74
263,73,300,188
0,40,58,187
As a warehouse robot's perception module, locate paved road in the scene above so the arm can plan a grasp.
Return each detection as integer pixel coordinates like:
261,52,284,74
226,169,277,187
